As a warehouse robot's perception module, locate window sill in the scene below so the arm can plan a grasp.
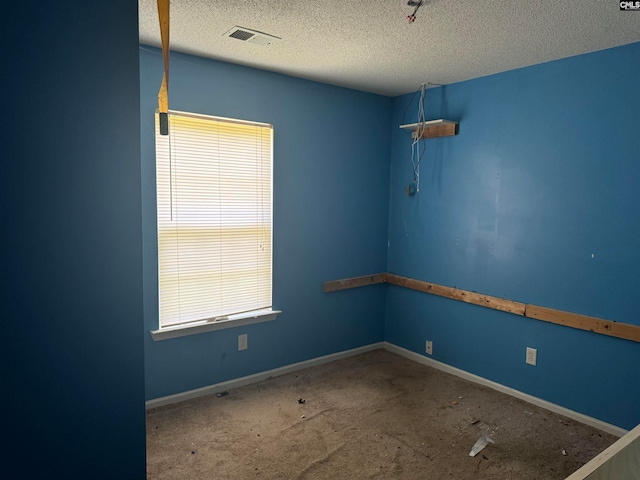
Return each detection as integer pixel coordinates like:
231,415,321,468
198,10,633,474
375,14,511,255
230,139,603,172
150,309,281,341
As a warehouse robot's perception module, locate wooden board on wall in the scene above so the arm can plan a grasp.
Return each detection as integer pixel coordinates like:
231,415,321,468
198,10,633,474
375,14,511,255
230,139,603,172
323,273,387,293
525,304,640,343
386,274,526,316
323,272,640,344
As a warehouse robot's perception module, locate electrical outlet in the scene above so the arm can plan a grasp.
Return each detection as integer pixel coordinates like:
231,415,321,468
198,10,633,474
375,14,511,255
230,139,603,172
238,334,248,351
426,340,433,355
526,347,537,366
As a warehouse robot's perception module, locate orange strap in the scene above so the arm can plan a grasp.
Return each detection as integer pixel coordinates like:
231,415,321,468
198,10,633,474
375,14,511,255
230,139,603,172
157,0,170,113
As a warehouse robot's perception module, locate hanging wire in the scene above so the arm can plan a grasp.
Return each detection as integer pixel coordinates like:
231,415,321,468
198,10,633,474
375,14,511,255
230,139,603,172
409,83,427,193
400,89,421,135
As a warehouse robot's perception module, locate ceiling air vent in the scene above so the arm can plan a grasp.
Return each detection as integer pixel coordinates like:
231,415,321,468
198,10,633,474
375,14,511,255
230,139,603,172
223,27,281,46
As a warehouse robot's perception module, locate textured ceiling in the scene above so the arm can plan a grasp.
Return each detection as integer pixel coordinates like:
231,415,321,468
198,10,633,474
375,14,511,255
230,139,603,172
138,0,640,97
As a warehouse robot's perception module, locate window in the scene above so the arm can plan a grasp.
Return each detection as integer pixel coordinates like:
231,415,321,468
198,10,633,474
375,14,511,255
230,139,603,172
153,110,276,338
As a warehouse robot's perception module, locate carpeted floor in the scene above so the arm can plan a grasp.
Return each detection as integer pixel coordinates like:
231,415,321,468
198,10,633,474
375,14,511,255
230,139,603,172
146,349,617,479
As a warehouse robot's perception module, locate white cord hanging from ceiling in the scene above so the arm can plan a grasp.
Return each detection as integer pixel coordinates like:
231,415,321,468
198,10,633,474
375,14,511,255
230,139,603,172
407,83,427,195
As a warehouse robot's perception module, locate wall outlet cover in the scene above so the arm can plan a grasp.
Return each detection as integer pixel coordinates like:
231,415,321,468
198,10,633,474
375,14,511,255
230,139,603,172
526,347,537,366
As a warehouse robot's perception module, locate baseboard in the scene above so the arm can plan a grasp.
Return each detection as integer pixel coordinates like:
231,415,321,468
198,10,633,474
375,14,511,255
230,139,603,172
145,342,386,410
146,340,628,437
384,342,628,438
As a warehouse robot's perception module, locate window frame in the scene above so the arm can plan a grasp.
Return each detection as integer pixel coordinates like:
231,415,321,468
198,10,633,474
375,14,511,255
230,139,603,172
150,110,280,341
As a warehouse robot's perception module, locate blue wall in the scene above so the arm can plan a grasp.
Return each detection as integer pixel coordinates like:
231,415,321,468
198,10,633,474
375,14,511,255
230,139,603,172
141,42,639,430
140,48,392,400
1,2,146,477
386,42,640,430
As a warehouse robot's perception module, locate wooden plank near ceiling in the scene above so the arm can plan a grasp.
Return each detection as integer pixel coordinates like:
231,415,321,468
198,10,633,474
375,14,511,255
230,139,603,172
414,123,457,139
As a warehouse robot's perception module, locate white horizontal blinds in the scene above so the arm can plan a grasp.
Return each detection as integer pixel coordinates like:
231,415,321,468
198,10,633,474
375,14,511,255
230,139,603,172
156,111,273,328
